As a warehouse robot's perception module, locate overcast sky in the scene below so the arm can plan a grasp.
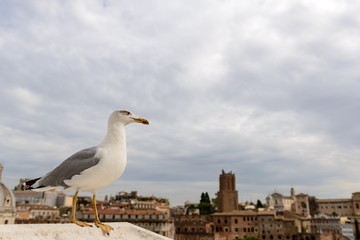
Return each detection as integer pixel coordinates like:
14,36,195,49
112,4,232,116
1,0,360,206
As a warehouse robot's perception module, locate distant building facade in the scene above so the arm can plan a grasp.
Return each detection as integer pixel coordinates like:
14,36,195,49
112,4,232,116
14,189,72,208
76,191,174,238
175,214,214,240
258,211,299,240
77,209,174,237
315,193,360,216
213,211,260,239
16,204,60,221
267,189,360,217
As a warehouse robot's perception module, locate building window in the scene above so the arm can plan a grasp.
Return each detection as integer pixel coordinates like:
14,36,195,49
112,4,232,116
235,219,238,224
217,219,221,224
235,228,238,232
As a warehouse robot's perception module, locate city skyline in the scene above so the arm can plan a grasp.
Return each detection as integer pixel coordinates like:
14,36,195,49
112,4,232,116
1,0,360,206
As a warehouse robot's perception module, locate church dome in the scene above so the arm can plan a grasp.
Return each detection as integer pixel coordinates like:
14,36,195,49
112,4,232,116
0,164,16,224
0,182,16,208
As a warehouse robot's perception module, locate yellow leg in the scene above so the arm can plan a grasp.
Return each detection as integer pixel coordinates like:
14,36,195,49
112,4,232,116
71,191,92,227
92,194,114,235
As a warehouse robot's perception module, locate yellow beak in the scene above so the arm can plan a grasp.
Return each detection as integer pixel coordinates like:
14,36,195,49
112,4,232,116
132,117,149,125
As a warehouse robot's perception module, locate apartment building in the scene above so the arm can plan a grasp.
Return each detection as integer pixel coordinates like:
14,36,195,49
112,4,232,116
175,214,214,240
267,189,360,217
77,208,174,238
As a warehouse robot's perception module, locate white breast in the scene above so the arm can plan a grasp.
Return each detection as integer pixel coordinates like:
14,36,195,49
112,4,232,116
64,144,127,194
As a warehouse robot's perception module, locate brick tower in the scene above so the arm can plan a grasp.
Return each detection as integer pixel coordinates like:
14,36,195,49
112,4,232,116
217,170,238,212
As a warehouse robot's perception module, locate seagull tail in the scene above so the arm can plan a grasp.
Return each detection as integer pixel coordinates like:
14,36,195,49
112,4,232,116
23,177,41,191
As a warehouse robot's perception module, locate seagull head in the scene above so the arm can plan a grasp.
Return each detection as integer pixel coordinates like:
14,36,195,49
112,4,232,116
109,110,149,126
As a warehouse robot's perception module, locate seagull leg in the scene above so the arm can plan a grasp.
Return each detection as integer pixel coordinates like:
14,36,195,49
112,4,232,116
92,194,114,235
71,191,92,227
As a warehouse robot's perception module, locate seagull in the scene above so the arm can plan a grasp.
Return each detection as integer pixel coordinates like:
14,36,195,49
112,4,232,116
24,110,149,234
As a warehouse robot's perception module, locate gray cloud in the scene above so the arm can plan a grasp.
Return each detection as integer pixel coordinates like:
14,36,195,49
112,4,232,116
1,0,360,205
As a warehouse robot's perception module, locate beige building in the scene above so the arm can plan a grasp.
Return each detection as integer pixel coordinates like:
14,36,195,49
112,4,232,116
314,193,360,216
267,188,360,217
14,189,72,208
267,188,297,213
16,204,60,220
0,164,16,224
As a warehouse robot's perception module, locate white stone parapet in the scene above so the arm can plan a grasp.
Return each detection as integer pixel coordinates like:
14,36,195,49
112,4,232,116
0,222,172,240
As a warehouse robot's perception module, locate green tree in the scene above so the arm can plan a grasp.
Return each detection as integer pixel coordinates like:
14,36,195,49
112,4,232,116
199,192,215,215
201,193,205,201
200,192,211,203
256,199,263,208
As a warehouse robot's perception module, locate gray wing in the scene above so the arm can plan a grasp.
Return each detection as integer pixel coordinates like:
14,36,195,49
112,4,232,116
37,146,100,188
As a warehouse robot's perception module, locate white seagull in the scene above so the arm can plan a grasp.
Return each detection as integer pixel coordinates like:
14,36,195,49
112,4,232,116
24,110,149,234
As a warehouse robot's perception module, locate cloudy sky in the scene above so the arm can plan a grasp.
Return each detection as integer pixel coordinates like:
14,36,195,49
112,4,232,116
1,0,360,206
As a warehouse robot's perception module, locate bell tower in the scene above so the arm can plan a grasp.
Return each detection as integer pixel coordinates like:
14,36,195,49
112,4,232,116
217,170,238,212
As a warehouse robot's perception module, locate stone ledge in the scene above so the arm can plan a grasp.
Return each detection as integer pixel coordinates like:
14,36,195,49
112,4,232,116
0,222,172,240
